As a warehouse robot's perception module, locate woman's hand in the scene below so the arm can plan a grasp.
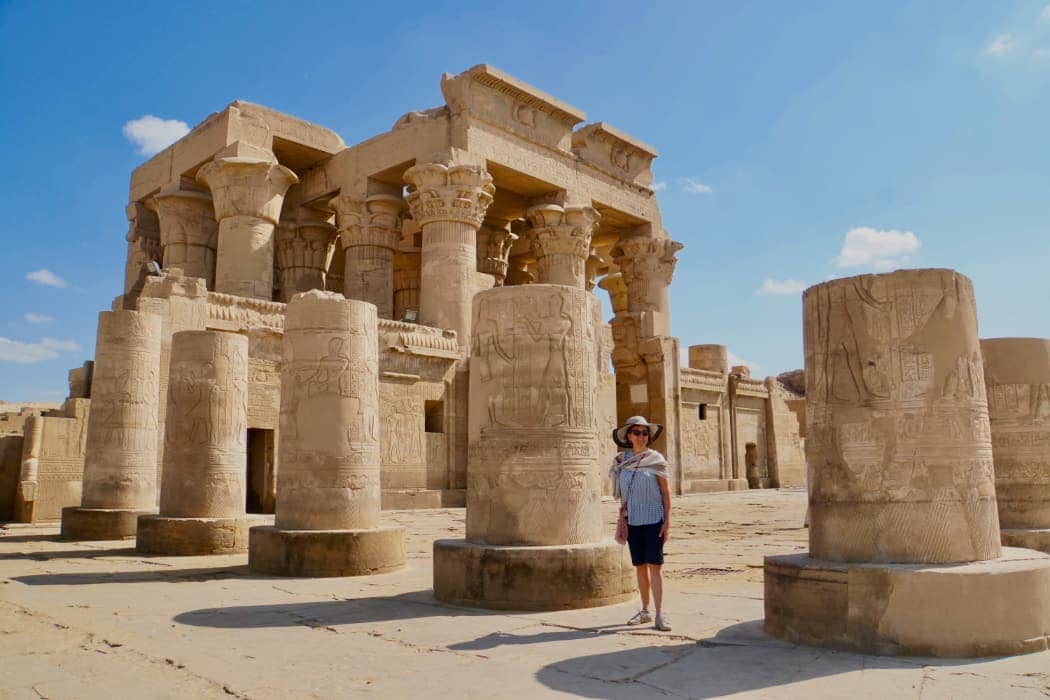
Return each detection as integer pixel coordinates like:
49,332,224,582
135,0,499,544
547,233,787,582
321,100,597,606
659,521,670,542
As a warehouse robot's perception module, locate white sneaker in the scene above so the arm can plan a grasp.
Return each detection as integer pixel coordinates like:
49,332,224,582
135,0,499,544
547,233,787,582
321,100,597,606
654,613,672,631
627,609,652,625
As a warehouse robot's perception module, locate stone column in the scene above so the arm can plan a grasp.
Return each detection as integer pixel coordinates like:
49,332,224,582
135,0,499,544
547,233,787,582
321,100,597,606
330,194,404,318
610,236,684,338
433,284,634,610
689,344,728,374
981,337,1050,552
393,243,421,321
197,149,298,300
123,202,162,298
525,204,600,288
476,221,517,287
153,188,218,289
274,219,337,303
764,269,1050,657
504,258,534,286
62,310,162,540
137,331,264,554
249,291,405,576
598,273,628,316
403,162,494,347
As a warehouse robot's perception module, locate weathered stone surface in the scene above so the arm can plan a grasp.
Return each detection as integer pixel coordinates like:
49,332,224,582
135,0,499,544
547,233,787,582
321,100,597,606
249,525,405,577
153,188,218,289
136,514,266,555
765,549,1050,657
981,337,1050,539
803,269,999,564
433,539,635,611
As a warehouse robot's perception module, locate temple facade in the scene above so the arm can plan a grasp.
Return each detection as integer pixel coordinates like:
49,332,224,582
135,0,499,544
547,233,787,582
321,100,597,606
3,65,804,523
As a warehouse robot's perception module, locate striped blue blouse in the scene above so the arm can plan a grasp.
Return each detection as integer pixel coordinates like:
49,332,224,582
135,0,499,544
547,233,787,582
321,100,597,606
618,450,667,526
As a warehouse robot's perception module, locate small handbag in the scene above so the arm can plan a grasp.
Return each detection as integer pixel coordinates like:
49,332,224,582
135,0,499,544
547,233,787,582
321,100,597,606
614,506,628,545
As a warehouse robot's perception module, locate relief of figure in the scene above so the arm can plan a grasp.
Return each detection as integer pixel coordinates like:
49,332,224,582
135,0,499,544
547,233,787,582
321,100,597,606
822,278,893,405
297,336,352,398
902,276,979,403
1031,384,1050,421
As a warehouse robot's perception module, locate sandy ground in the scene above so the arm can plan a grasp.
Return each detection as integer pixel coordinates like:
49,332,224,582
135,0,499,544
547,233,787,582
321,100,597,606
2,489,1048,699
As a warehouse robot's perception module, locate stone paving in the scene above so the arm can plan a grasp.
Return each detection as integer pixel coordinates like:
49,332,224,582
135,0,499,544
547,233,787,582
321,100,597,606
2,489,1048,699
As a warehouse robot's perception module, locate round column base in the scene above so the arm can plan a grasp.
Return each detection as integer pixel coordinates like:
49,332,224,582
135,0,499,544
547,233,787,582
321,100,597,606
136,514,270,555
248,525,406,577
433,539,635,611
764,547,1050,657
61,507,156,541
1002,528,1050,554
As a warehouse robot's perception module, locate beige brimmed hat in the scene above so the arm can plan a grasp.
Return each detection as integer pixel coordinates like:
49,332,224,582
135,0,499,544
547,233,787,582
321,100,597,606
613,415,664,447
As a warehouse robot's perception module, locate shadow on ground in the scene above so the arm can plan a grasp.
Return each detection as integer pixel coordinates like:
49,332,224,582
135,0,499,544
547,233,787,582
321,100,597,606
173,590,480,629
0,533,62,543
534,620,1001,699
11,565,272,586
0,547,139,561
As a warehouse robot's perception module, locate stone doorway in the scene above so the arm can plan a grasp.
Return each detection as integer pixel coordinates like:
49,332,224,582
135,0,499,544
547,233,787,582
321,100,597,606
246,428,275,514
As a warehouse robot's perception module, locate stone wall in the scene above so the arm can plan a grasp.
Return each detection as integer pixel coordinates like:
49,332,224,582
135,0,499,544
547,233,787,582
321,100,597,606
17,400,90,522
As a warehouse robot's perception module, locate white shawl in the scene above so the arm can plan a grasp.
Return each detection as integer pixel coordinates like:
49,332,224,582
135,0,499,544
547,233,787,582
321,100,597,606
609,449,669,501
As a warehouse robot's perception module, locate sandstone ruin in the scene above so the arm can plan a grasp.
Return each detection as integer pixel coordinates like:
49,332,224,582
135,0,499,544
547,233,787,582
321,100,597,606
0,66,806,546
765,269,1050,656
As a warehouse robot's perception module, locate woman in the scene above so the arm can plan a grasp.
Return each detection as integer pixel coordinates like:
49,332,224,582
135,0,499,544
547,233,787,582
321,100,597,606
610,415,672,631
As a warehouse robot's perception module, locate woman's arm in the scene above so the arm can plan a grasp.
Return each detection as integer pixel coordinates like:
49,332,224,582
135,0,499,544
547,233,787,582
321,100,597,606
657,474,671,542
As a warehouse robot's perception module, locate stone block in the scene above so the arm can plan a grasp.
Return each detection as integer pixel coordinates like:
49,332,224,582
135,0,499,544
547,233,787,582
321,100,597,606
433,539,635,611
136,514,268,555
248,525,406,577
61,507,155,540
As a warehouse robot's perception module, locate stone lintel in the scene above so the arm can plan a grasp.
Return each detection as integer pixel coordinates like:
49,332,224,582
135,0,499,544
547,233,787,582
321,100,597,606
445,64,587,126
572,122,658,188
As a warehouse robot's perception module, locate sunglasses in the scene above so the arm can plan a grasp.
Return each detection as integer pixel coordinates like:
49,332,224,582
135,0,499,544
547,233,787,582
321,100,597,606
629,429,650,437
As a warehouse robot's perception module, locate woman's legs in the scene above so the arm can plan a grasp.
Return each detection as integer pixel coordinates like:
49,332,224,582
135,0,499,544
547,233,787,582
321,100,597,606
648,564,664,615
635,564,651,610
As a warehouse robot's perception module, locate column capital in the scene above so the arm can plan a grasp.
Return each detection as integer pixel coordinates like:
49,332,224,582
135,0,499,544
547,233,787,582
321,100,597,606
525,203,600,287
598,272,628,315
197,156,298,224
274,220,338,302
330,194,405,250
477,221,518,285
403,162,494,228
152,188,217,250
609,236,684,288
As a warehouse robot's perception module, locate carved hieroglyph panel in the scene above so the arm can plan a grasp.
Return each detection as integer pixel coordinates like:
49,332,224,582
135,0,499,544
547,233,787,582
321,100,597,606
981,337,1050,529
803,269,999,564
466,285,601,545
276,292,380,530
379,380,426,489
160,331,249,518
81,310,163,510
680,395,722,482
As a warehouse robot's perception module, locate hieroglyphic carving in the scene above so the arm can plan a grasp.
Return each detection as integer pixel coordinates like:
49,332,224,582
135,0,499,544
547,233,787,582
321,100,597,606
160,331,249,518
80,310,163,510
803,269,999,564
981,338,1050,530
466,285,601,546
276,292,380,530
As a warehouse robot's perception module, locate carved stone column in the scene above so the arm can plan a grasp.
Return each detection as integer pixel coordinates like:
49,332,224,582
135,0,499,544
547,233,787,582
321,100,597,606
123,202,161,298
598,273,628,316
525,204,600,288
153,188,218,289
330,194,404,318
433,284,634,610
62,310,162,540
585,250,604,292
403,162,494,347
766,269,1050,658
197,149,298,300
274,219,337,303
610,236,684,337
249,291,406,576
393,242,421,321
504,257,534,286
476,221,517,286
981,337,1050,552
138,330,264,554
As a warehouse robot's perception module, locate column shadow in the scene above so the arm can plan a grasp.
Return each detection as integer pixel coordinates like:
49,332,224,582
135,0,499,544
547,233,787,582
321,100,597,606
533,620,1003,699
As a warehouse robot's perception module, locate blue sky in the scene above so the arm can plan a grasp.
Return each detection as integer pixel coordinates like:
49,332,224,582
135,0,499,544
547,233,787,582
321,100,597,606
1,0,1048,401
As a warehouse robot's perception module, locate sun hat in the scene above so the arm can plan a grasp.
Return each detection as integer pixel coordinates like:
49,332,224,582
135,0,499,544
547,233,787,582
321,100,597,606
613,415,664,448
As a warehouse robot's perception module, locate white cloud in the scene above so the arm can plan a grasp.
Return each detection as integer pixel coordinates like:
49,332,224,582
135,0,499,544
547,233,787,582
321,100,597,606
986,33,1016,56
122,115,190,156
756,278,807,296
679,177,713,194
24,313,55,324
0,337,80,364
833,227,921,271
26,269,66,288
727,350,760,375
651,181,667,191
1041,4,1050,21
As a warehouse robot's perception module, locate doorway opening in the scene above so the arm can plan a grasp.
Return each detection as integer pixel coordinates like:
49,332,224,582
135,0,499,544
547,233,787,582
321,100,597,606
246,428,275,514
